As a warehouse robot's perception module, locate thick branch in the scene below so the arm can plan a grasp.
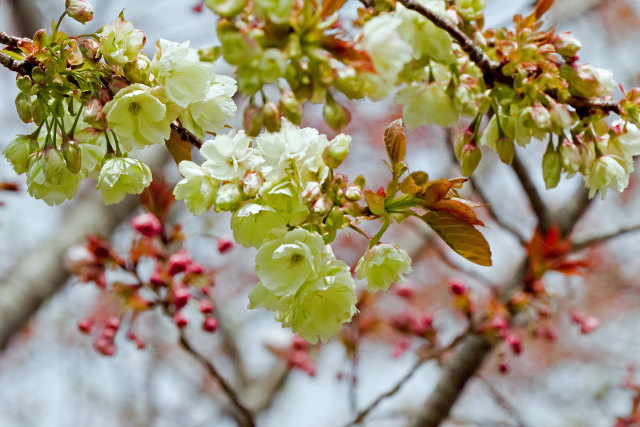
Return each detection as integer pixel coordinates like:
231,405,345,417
0,31,29,47
178,332,255,427
0,51,31,75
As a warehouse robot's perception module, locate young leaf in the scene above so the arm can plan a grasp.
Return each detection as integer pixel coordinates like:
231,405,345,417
399,171,429,195
421,210,492,266
364,190,386,216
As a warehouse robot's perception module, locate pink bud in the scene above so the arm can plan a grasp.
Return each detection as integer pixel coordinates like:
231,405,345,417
77,317,94,334
105,316,121,331
187,262,203,275
449,280,466,295
150,271,165,287
395,285,415,299
172,286,190,309
199,300,214,314
580,316,599,334
489,315,508,332
505,332,523,355
94,337,116,356
130,212,163,238
168,250,191,276
217,237,234,254
202,317,218,333
173,312,188,329
411,314,433,335
136,338,146,350
498,361,509,374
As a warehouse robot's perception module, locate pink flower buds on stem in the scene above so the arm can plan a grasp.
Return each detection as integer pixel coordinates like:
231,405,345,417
199,300,214,314
130,212,163,238
580,316,600,334
93,336,116,356
65,0,94,24
505,332,523,355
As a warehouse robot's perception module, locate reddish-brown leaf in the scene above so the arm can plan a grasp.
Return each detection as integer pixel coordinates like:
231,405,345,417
166,129,192,165
430,199,484,226
422,210,492,266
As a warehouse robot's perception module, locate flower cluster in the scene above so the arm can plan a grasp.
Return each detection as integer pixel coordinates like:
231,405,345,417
173,119,418,342
3,11,237,205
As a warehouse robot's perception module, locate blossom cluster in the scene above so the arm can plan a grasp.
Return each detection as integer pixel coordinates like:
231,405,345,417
174,119,413,343
4,13,236,205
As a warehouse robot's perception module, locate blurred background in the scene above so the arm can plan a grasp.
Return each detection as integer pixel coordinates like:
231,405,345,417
3,0,640,426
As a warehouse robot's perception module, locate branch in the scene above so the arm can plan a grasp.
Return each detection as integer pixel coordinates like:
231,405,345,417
511,152,552,233
0,31,29,47
171,122,203,149
477,375,528,427
557,185,592,237
178,332,256,427
395,0,621,114
571,221,640,252
0,51,32,74
348,334,467,426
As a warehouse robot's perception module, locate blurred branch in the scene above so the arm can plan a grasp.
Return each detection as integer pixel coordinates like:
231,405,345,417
0,151,168,351
572,221,640,252
178,332,256,427
0,51,31,74
0,31,29,47
477,375,527,427
348,333,467,426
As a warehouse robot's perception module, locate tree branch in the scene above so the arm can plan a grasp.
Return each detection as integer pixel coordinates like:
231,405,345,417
571,221,640,252
394,0,621,115
0,51,32,75
0,31,29,47
348,333,467,426
171,122,203,149
178,332,256,427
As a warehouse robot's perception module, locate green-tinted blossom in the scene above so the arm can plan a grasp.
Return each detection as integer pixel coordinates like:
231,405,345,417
356,243,413,292
97,157,152,204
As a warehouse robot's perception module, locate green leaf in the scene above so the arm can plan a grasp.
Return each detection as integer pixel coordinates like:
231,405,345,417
364,190,386,216
421,210,492,266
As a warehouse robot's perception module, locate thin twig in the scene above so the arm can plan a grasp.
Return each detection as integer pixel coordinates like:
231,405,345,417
171,122,203,149
571,222,640,252
178,332,256,427
348,333,467,426
511,153,551,233
477,375,528,427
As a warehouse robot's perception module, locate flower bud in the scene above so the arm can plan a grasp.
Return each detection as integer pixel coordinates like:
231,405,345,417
242,171,263,196
173,311,188,329
243,106,263,137
323,97,350,131
549,100,572,131
311,197,330,216
123,54,151,84
15,94,32,123
168,251,191,276
204,0,247,17
215,183,242,211
66,0,94,24
495,136,514,165
108,76,129,95
61,139,82,174
560,140,581,175
202,317,219,332
79,38,100,62
262,101,281,132
323,134,351,169
344,184,362,201
459,143,481,176
130,212,163,238
356,243,413,292
83,98,107,130
530,104,551,130
542,143,561,189
16,76,33,94
217,237,234,253
301,181,322,203
554,32,581,61
279,91,302,125
449,280,466,295
258,48,287,83
3,134,38,174
41,148,69,185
